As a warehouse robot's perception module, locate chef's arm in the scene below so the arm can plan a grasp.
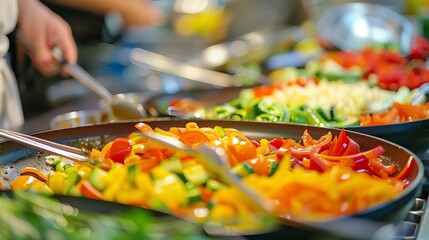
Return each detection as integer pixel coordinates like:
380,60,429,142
46,0,165,27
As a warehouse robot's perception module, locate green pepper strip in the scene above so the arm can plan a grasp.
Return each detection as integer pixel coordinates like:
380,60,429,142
304,108,328,127
254,99,284,118
289,108,309,124
211,105,236,119
255,113,280,122
229,109,248,120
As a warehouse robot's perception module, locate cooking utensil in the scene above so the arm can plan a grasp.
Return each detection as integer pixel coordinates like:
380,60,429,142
51,47,147,120
16,31,147,120
0,129,88,162
166,106,199,120
410,82,429,105
316,2,414,56
129,48,268,88
360,82,429,114
185,26,308,70
49,92,164,130
0,120,423,238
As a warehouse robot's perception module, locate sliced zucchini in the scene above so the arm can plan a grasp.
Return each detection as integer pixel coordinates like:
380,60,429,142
89,167,108,191
183,164,209,185
127,163,139,184
185,182,202,204
206,179,226,192
160,156,182,173
64,171,80,194
232,162,254,177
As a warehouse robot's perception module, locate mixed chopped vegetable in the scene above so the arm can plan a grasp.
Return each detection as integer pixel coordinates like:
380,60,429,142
314,46,429,90
167,44,429,127
8,122,415,226
169,80,429,127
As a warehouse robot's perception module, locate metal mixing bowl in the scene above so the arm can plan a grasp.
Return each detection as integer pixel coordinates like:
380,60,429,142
49,109,112,129
316,2,414,55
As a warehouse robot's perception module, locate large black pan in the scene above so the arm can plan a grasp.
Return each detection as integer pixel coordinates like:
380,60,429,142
0,119,424,239
143,87,429,162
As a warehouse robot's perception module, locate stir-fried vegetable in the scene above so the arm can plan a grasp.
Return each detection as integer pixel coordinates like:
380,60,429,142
10,122,414,224
312,46,429,91
360,102,429,126
165,43,429,127
169,77,429,126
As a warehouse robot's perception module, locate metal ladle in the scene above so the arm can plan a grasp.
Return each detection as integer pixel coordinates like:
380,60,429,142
50,47,147,120
17,31,147,120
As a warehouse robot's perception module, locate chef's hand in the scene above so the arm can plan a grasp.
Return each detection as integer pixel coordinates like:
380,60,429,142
17,0,77,77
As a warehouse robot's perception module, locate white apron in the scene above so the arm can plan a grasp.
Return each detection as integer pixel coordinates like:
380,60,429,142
0,0,24,130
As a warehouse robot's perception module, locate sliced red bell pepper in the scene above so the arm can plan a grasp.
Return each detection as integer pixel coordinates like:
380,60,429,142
309,152,331,173
328,129,360,156
253,85,276,98
269,138,284,150
315,146,385,173
302,130,332,152
319,146,384,161
200,186,213,202
108,138,132,163
368,158,395,178
139,148,164,172
394,157,415,180
81,180,103,200
342,137,360,156
276,139,312,159
328,129,349,156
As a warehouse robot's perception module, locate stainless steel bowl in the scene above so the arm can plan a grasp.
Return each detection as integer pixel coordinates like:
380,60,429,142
316,2,414,55
50,91,162,129
50,110,112,129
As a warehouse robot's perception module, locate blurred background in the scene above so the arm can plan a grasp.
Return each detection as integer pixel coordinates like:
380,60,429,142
7,0,429,120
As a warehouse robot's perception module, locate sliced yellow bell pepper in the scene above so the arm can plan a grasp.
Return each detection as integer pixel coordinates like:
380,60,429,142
48,172,66,194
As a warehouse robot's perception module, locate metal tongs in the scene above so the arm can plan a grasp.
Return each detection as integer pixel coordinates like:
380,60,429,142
0,129,88,163
410,82,429,105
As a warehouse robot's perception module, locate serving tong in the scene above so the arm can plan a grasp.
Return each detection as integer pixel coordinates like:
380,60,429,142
410,82,429,106
0,129,396,239
0,129,88,163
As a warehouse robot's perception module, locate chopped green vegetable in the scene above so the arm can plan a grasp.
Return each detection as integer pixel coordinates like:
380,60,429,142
183,164,209,185
231,162,254,177
160,156,183,173
90,167,109,191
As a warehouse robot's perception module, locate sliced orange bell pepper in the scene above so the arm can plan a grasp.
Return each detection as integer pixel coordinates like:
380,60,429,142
81,180,103,200
179,130,209,148
135,122,154,133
